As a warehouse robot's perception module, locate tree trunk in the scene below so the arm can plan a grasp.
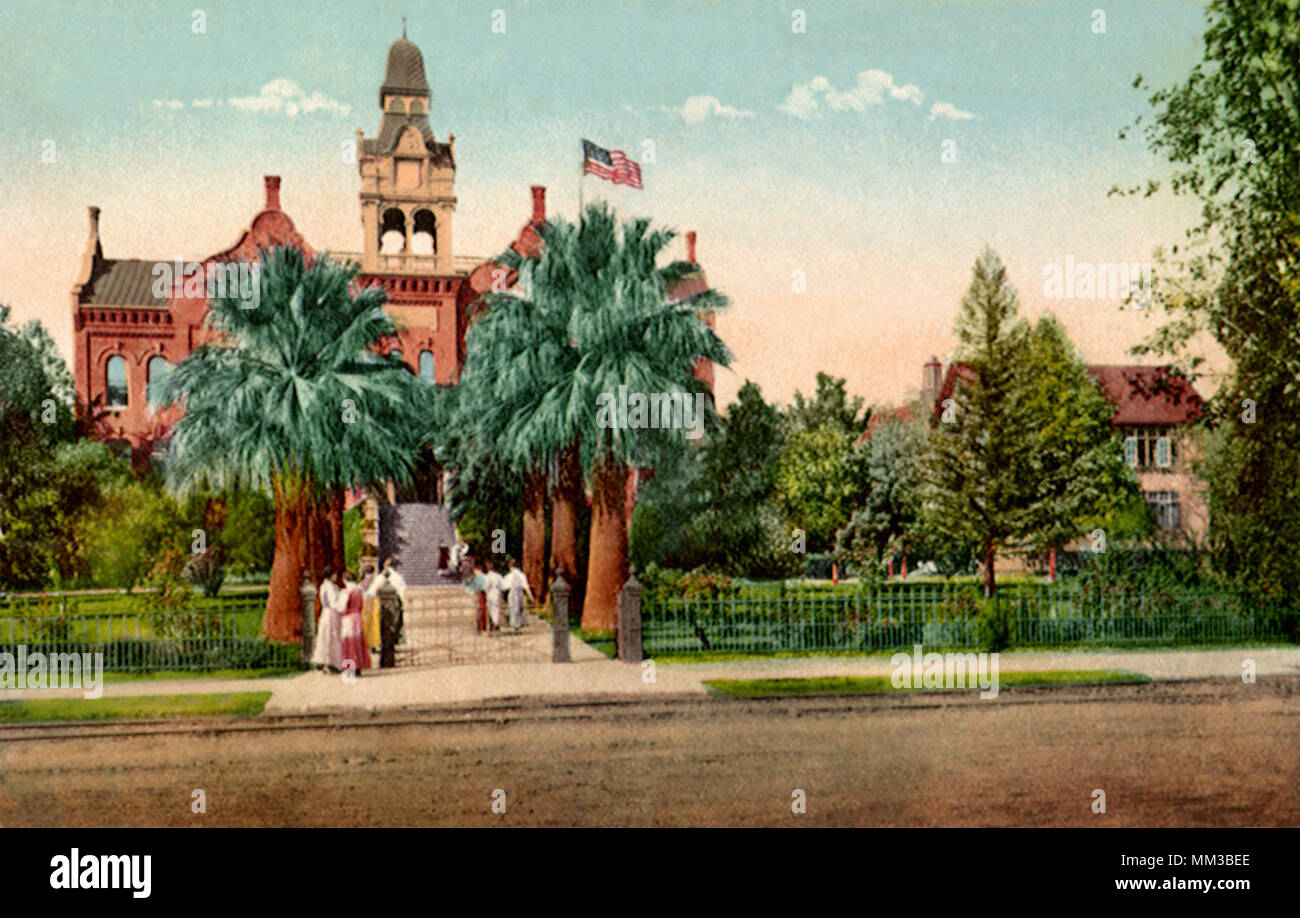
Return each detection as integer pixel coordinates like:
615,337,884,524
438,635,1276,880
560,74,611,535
1048,546,1057,584
265,476,311,643
581,454,629,632
325,487,346,574
522,466,548,606
549,441,583,610
983,534,996,598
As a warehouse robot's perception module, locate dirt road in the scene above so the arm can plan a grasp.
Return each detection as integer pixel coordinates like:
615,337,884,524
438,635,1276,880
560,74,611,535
2,677,1297,827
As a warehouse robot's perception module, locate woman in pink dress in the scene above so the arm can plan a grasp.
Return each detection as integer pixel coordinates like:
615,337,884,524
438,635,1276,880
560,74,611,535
338,570,372,676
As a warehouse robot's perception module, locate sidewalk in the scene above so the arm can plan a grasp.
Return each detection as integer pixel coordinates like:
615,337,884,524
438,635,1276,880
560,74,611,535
2,646,1296,714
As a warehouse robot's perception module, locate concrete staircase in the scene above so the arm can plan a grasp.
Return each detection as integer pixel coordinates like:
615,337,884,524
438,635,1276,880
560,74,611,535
378,503,462,586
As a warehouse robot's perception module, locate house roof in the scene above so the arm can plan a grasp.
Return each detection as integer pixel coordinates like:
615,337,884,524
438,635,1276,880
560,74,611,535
930,360,1203,426
858,404,915,444
79,258,170,307
1086,365,1204,425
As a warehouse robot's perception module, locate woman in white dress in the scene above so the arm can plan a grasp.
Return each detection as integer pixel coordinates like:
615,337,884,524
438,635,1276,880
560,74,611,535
484,560,504,631
309,569,346,671
503,557,534,630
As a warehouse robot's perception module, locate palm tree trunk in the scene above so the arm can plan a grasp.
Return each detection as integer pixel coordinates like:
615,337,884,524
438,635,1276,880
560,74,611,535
522,466,548,606
549,440,583,609
581,454,629,632
325,487,346,573
266,475,311,643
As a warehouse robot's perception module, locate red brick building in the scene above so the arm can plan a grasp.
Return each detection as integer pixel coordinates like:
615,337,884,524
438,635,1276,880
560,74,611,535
70,35,714,583
70,37,549,471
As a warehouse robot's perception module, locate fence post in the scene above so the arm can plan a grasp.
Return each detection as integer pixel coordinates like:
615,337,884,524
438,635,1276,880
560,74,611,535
299,575,315,664
378,582,399,668
551,573,572,663
617,573,643,664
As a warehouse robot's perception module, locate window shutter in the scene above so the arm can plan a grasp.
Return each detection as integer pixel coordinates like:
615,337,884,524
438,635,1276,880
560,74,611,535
1155,437,1170,467
1124,436,1137,467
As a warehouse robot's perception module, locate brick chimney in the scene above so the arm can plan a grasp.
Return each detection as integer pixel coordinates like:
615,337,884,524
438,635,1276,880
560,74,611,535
264,175,281,211
530,185,546,223
687,231,697,264
84,205,103,269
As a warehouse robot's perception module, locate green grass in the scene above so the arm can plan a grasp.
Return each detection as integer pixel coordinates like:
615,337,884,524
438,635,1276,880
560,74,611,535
0,691,272,723
648,641,1293,665
571,627,616,658
0,668,301,690
703,669,1151,697
100,667,301,684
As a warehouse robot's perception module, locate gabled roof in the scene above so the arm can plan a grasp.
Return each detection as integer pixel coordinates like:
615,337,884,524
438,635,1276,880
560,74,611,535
361,112,453,162
931,360,1203,426
1086,365,1204,426
79,259,170,308
858,404,915,444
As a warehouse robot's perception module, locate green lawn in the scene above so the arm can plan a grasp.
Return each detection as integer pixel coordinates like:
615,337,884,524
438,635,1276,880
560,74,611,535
704,669,1151,697
0,691,272,723
0,668,301,690
99,668,301,684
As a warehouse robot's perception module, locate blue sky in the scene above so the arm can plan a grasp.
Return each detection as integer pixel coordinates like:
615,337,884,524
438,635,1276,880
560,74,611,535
0,0,1217,407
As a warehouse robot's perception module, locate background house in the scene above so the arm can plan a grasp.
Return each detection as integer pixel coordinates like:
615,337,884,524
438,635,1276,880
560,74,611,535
925,359,1207,545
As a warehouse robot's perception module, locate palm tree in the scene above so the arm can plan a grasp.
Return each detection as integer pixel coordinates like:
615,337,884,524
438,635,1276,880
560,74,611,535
162,247,437,642
449,284,558,604
462,203,730,631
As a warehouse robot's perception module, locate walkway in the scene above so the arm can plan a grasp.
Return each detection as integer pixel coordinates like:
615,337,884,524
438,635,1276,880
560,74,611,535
1,646,1297,715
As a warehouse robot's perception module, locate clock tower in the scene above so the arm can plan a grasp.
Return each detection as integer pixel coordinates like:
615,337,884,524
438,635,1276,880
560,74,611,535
357,34,456,275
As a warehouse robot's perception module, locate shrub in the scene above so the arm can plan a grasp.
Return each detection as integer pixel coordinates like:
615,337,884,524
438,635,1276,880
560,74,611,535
976,596,1013,652
184,546,227,597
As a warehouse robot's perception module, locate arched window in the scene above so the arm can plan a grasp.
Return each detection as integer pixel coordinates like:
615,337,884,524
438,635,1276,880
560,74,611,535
418,350,435,382
146,356,171,409
411,209,436,256
105,355,128,407
380,208,407,254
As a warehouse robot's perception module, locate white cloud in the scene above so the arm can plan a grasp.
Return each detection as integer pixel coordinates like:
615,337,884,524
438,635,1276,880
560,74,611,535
150,99,184,109
226,79,351,117
928,101,976,121
192,99,214,108
659,94,755,123
776,82,820,118
778,69,973,122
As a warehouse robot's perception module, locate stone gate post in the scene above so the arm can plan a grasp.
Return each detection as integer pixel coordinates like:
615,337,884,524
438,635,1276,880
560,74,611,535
551,573,572,663
617,573,643,664
299,574,316,665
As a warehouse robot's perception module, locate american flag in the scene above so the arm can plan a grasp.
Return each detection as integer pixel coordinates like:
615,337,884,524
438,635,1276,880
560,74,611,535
581,139,643,189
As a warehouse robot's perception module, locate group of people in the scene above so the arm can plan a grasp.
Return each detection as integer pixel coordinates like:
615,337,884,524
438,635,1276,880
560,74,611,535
468,558,535,632
310,558,407,675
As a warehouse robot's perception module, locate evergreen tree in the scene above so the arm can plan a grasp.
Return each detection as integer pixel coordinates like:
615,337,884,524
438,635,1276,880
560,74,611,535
1018,314,1142,564
922,248,1035,596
